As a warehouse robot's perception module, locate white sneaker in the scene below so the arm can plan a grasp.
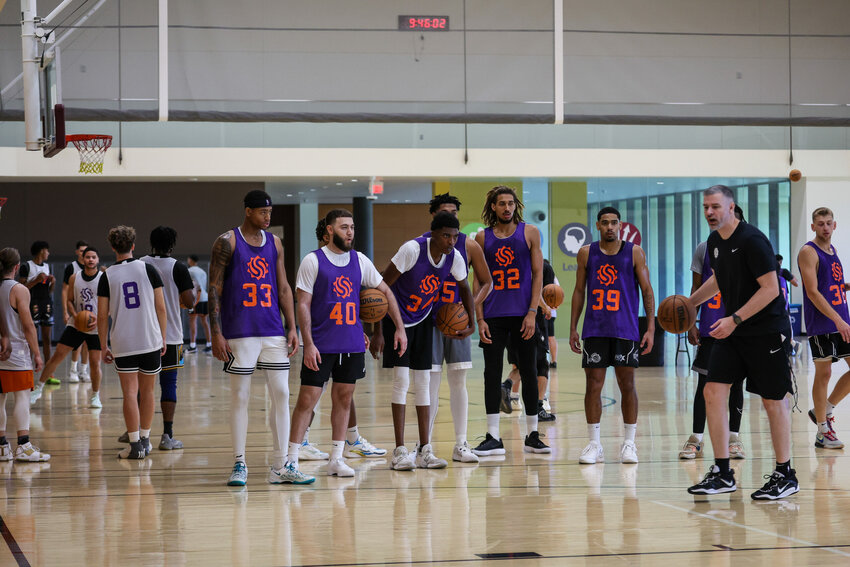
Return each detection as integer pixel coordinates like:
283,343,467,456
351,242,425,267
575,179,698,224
452,441,480,463
620,440,638,464
415,443,448,469
299,440,329,461
542,397,551,412
579,441,604,464
510,397,522,412
344,436,387,458
30,384,43,406
390,446,416,471
15,442,50,462
89,392,102,409
327,457,355,477
80,368,91,382
68,369,80,383
0,443,12,462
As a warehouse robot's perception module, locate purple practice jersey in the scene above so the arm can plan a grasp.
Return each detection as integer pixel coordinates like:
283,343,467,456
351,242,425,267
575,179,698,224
482,223,532,319
778,274,790,310
423,230,468,311
221,229,285,340
802,241,850,336
698,247,725,338
581,241,640,341
310,249,364,353
391,237,455,326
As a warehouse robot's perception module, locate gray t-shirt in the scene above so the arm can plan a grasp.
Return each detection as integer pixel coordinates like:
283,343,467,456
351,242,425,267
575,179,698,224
691,241,707,275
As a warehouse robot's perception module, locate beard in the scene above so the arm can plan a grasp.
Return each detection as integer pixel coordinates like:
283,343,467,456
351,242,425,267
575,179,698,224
497,215,513,224
333,232,353,252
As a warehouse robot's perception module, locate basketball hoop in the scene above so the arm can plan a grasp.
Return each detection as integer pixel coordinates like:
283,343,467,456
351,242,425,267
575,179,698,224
0,198,7,220
66,134,113,174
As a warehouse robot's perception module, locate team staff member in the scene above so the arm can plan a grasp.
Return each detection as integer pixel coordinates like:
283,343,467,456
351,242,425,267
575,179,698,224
285,209,407,481
187,255,212,353
687,185,797,500
473,186,550,457
799,207,850,449
371,212,473,470
570,207,655,465
209,190,299,486
98,226,168,460
425,193,492,464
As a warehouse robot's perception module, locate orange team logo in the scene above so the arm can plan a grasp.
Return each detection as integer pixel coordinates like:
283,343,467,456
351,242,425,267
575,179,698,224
333,276,353,299
833,262,843,282
494,246,515,267
596,264,618,286
420,274,441,295
246,256,269,280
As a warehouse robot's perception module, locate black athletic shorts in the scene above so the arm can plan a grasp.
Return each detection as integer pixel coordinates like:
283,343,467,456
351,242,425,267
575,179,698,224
31,300,53,327
192,301,209,315
691,336,716,376
508,328,549,377
546,317,556,337
58,326,100,351
809,332,850,362
382,315,433,371
301,352,366,386
707,333,792,401
115,350,162,375
162,344,185,371
582,337,640,368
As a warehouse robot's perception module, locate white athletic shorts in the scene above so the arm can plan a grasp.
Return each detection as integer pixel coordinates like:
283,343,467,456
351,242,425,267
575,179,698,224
224,336,290,375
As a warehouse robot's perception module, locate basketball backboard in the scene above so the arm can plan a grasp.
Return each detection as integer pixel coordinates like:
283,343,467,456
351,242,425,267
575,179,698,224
41,47,66,157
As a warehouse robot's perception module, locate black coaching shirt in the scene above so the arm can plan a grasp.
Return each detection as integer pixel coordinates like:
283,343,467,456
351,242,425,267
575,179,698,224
707,221,790,336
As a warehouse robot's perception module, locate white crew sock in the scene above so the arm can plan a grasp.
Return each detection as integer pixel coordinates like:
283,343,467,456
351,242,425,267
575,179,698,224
189,342,196,348
588,423,601,443
624,423,636,443
347,426,359,444
140,428,151,440
287,441,301,465
694,433,704,442
331,440,344,460
819,422,830,434
487,414,500,440
827,402,836,416
128,431,141,443
71,360,79,372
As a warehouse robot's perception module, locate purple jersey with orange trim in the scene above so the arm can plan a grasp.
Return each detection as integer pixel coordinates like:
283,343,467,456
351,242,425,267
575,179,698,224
309,249,363,353
802,241,850,336
581,241,640,341
423,230,468,311
390,237,454,326
482,223,532,318
221,229,285,340
698,247,725,338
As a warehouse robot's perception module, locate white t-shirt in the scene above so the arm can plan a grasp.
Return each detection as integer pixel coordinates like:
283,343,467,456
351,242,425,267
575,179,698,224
188,265,208,302
390,238,468,282
692,241,708,275
296,247,383,293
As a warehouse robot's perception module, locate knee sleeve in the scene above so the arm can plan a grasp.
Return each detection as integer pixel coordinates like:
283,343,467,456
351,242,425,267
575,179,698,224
0,393,6,431
413,369,430,406
13,391,29,432
159,369,178,403
392,367,410,404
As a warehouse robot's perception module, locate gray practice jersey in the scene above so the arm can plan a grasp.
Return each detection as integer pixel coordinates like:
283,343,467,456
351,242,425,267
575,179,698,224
0,279,32,370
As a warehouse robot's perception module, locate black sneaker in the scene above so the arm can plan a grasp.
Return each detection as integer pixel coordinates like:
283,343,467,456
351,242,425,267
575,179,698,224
500,380,513,414
203,346,213,353
524,431,551,454
808,409,837,433
549,361,557,369
472,433,506,456
118,441,146,460
687,465,736,494
537,402,556,421
140,437,152,455
118,431,129,443
185,346,198,354
751,469,799,500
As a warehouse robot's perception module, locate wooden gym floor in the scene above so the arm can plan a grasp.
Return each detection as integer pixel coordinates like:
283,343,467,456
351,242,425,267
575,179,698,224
1,338,849,566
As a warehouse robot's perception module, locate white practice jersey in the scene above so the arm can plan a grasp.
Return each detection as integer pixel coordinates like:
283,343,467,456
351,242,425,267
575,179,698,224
104,260,162,357
0,279,32,370
141,255,189,345
73,271,102,335
25,260,50,283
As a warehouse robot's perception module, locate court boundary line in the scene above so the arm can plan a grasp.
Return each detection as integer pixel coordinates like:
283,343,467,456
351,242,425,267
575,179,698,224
0,514,31,567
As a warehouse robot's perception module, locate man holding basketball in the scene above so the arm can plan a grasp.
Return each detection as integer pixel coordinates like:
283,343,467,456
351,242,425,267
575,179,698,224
31,247,104,408
425,193,492,463
370,212,473,470
18,241,55,372
570,206,655,464
284,209,406,481
61,240,90,382
474,186,550,456
687,185,796,499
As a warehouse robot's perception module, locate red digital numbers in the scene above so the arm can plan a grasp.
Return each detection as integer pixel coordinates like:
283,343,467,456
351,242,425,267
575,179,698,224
399,16,449,31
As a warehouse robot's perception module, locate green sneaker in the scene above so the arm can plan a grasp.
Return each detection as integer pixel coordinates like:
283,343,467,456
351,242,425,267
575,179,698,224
45,377,60,385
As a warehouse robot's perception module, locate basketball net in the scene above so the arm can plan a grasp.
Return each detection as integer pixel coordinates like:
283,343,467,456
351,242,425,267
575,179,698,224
66,135,113,174
0,198,6,219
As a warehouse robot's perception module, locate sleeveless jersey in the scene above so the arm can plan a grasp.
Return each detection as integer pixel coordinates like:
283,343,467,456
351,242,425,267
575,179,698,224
581,241,640,341
106,260,162,357
802,241,850,336
73,271,102,336
482,223,533,319
391,237,455,326
698,246,725,338
141,256,184,345
0,279,32,370
778,273,790,310
423,230,468,314
309,249,363,353
221,229,285,340
25,260,51,302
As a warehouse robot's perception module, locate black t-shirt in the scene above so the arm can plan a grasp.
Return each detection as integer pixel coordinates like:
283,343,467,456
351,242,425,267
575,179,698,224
97,258,164,298
19,261,52,304
542,260,555,287
63,261,84,284
707,221,789,336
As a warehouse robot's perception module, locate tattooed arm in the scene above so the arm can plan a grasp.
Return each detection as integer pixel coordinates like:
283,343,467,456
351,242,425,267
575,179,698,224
209,230,234,362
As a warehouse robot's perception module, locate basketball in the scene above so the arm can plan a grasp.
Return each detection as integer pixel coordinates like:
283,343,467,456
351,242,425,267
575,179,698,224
435,302,469,336
74,310,95,332
359,288,388,323
543,283,564,308
657,295,696,334
789,169,802,182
